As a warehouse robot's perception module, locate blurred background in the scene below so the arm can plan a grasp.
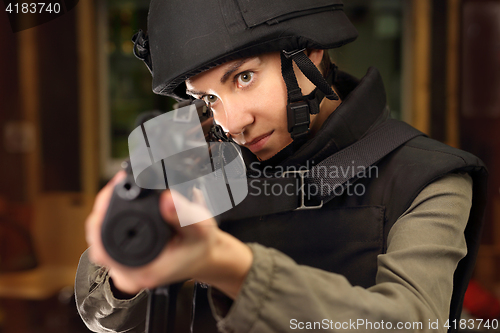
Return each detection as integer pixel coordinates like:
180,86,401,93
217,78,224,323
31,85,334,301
0,0,499,332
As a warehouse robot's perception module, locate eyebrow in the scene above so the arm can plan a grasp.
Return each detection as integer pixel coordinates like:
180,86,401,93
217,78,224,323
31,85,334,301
186,59,250,97
185,88,207,96
220,59,249,84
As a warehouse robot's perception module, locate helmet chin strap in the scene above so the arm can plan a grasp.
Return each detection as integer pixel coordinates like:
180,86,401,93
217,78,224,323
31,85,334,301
280,49,338,140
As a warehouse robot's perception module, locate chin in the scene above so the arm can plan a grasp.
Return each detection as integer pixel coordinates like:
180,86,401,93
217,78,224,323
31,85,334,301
255,150,274,161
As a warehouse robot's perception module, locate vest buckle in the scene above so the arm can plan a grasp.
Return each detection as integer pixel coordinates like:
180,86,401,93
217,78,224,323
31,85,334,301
282,170,324,210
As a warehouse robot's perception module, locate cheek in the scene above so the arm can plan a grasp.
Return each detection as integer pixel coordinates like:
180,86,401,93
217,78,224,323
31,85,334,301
211,109,224,127
212,76,289,130
254,75,288,113
256,84,288,125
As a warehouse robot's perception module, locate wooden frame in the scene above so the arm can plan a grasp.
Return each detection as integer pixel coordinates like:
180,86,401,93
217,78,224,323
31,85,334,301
402,0,432,135
77,0,100,196
445,0,461,148
18,22,41,201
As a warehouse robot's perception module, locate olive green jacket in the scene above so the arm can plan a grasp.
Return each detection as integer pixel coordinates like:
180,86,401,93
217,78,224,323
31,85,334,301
75,173,472,333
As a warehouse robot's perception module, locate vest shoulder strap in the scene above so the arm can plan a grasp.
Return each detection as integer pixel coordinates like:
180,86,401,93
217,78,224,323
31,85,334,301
221,119,424,220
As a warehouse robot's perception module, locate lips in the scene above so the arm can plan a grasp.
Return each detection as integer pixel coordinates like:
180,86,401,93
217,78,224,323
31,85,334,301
246,132,272,146
245,131,273,153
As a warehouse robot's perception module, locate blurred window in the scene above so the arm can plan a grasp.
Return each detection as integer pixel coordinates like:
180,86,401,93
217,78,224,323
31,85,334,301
333,0,404,119
99,0,175,178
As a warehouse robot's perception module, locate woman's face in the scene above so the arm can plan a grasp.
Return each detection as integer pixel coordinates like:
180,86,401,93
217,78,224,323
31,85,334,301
185,52,295,161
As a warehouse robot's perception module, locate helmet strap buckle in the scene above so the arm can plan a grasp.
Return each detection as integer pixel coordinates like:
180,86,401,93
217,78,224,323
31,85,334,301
132,30,153,74
287,100,311,140
281,49,340,139
282,48,307,59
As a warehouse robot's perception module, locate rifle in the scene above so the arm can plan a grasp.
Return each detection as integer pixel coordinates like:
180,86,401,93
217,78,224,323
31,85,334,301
100,100,244,332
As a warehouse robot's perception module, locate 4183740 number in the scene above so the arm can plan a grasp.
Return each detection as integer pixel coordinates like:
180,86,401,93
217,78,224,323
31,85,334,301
5,3,61,14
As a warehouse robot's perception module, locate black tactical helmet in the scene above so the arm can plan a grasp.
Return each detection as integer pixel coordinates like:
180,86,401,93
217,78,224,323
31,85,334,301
135,0,358,101
133,0,358,139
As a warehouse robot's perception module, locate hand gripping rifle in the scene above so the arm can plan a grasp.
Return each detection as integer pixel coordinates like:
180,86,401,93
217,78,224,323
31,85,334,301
100,100,241,332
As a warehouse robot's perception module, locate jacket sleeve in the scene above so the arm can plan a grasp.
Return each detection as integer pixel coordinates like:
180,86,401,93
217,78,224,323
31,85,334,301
74,249,148,333
208,173,473,333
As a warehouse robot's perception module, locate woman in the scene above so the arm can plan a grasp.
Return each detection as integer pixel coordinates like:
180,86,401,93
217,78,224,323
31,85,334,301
76,0,487,332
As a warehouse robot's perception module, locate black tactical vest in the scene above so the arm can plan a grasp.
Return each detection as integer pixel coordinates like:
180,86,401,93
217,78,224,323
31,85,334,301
191,68,487,333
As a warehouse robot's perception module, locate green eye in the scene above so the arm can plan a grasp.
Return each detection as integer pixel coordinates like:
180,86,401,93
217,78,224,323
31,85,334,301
203,94,218,104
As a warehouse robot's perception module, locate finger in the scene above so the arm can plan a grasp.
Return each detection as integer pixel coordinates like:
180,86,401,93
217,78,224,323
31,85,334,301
108,268,143,295
192,187,208,207
92,171,126,215
159,190,181,230
87,171,126,239
85,210,106,248
86,171,126,263
159,190,215,230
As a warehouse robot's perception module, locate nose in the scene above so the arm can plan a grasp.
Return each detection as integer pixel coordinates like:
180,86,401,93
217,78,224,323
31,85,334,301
217,95,254,137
